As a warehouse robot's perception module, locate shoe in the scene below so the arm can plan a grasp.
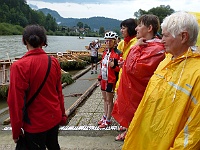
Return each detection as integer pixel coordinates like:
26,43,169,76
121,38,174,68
91,71,94,74
98,120,111,128
115,131,127,141
97,116,106,125
95,70,97,74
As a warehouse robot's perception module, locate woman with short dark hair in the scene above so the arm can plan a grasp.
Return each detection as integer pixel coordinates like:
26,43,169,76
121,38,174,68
8,24,67,150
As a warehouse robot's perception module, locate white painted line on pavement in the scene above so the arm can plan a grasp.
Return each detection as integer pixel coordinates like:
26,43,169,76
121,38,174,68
2,126,120,131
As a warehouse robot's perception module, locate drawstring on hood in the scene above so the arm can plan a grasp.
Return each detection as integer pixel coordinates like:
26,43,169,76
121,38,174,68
171,48,190,102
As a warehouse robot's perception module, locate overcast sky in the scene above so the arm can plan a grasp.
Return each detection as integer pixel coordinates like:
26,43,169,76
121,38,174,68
26,0,200,20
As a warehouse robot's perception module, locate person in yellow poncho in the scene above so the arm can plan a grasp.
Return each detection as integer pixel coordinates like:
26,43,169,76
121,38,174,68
122,11,200,150
115,18,137,90
112,18,137,137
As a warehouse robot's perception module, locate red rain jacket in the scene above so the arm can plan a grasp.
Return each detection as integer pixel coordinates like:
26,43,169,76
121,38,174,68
112,40,165,128
7,48,65,139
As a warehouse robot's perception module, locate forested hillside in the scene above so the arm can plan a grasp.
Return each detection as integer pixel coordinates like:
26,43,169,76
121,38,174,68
38,8,122,31
38,5,175,32
0,0,57,34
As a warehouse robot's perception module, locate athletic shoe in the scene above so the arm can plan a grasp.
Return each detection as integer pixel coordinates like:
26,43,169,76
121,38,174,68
115,131,127,141
98,120,112,128
97,116,106,125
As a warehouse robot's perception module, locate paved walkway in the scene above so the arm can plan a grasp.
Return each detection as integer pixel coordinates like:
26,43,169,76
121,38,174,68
59,66,123,149
59,86,123,150
0,66,124,150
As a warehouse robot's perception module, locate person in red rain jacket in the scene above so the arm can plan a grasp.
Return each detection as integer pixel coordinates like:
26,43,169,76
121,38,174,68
7,24,67,150
112,14,165,141
97,31,122,128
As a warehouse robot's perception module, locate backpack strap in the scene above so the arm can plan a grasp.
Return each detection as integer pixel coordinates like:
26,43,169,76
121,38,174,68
23,55,51,123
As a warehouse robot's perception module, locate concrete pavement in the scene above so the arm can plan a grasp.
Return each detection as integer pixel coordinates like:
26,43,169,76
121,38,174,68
58,66,123,149
0,86,123,150
0,66,123,150
58,86,123,150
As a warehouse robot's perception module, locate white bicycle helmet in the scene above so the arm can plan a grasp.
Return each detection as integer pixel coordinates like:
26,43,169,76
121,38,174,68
104,31,118,39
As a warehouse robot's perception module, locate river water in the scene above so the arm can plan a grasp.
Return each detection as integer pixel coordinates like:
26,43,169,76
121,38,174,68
0,35,103,60
0,35,103,109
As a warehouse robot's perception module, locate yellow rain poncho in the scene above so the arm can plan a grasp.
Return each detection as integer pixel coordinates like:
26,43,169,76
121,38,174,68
123,48,200,150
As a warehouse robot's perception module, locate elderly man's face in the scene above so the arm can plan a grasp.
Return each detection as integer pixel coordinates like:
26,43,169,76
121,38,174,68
161,28,182,57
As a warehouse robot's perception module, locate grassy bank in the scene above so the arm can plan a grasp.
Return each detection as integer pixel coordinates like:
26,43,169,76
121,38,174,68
0,23,103,37
0,23,23,35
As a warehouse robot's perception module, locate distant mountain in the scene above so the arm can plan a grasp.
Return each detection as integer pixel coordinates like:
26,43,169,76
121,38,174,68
38,8,122,31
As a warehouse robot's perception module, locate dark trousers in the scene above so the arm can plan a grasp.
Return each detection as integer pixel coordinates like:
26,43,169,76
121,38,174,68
24,125,60,150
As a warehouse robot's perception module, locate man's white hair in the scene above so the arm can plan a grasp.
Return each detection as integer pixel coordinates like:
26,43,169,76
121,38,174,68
161,11,199,46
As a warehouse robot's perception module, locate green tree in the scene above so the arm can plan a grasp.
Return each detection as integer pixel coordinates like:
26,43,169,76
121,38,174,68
45,13,57,31
134,9,148,19
0,4,9,23
99,27,105,36
18,15,28,27
0,0,58,33
77,22,83,29
84,23,90,29
148,5,174,23
134,5,174,23
37,11,46,27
